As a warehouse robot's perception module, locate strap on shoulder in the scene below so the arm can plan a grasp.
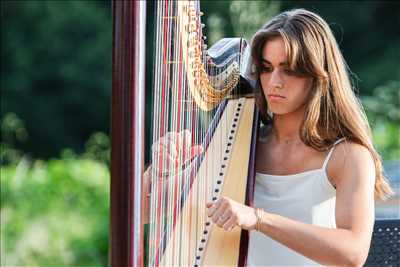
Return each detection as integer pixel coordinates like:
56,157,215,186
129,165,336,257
322,137,346,170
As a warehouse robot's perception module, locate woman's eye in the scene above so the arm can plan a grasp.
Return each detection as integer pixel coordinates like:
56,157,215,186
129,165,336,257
260,66,272,73
284,68,301,76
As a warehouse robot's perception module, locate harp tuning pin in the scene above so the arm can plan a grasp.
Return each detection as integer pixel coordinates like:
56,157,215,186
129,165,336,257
202,36,207,41
201,23,205,28
199,11,204,16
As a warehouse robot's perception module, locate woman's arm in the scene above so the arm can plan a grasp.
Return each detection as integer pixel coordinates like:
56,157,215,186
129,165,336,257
207,142,376,267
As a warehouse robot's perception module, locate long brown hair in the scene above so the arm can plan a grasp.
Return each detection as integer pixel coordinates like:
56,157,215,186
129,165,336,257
250,9,393,200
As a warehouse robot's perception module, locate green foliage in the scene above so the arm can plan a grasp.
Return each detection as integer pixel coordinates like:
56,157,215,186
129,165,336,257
82,131,110,165
2,1,399,160
362,81,400,160
1,112,28,145
0,111,110,266
362,81,400,125
1,156,109,266
1,112,29,164
201,0,279,45
1,0,112,158
1,110,110,265
278,1,400,95
1,2,399,266
372,122,400,160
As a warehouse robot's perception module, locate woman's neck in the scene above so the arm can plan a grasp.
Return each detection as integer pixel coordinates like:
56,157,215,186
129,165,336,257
271,106,305,145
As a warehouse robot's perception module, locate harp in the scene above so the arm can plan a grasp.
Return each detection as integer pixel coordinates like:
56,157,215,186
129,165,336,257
110,1,259,266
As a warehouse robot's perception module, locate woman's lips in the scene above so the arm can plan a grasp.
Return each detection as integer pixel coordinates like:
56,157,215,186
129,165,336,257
267,94,286,101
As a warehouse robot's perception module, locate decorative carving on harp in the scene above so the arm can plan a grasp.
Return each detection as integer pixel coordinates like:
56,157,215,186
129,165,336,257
110,1,259,266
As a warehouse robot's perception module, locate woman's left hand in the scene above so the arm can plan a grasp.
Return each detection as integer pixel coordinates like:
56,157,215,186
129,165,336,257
206,197,258,231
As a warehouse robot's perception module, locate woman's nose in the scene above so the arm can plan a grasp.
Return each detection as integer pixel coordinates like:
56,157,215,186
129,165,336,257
269,70,283,89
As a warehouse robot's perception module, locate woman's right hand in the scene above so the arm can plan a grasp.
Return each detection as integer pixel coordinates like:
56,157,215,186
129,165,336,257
143,130,203,224
150,129,204,179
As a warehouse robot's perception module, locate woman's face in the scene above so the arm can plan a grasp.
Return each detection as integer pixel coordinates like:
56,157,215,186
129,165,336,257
259,36,313,115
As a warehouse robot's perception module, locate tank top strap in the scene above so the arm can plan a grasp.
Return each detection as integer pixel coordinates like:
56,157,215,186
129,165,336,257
322,137,346,170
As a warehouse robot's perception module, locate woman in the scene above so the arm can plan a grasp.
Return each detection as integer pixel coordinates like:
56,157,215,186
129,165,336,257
206,8,394,266
145,8,393,266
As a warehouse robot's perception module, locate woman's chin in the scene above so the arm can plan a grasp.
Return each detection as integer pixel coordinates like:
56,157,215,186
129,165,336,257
268,106,288,115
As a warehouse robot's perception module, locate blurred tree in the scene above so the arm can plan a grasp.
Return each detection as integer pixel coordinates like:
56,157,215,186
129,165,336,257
362,80,400,160
1,156,109,266
1,0,398,160
201,0,279,45
0,112,28,164
363,81,400,125
1,0,112,158
82,131,110,165
278,1,400,95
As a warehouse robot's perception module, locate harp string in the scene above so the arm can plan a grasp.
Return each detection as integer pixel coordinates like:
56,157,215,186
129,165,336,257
149,0,240,265
150,0,166,265
172,0,182,264
168,0,174,265
148,0,158,263
167,0,175,263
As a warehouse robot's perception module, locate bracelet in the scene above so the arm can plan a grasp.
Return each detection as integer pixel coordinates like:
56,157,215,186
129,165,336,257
254,208,264,232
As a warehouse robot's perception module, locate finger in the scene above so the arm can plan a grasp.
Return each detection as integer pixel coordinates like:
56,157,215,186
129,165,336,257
182,145,203,166
175,131,187,165
151,142,163,158
181,129,192,149
207,199,222,217
153,137,174,160
173,130,198,168
166,140,178,159
152,145,175,165
181,130,193,163
212,201,228,224
220,208,231,222
222,215,237,231
207,205,216,218
151,148,177,176
176,130,185,152
164,131,178,142
176,130,191,150
216,208,231,227
151,143,168,158
163,132,178,158
190,145,204,158
159,133,174,150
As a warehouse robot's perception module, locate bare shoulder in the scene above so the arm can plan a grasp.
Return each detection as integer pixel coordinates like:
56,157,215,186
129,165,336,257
327,140,375,187
334,140,374,164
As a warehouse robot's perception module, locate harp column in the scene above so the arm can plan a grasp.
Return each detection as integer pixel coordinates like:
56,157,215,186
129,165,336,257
110,1,146,267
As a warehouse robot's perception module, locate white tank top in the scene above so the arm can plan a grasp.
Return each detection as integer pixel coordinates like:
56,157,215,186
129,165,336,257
247,138,346,266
